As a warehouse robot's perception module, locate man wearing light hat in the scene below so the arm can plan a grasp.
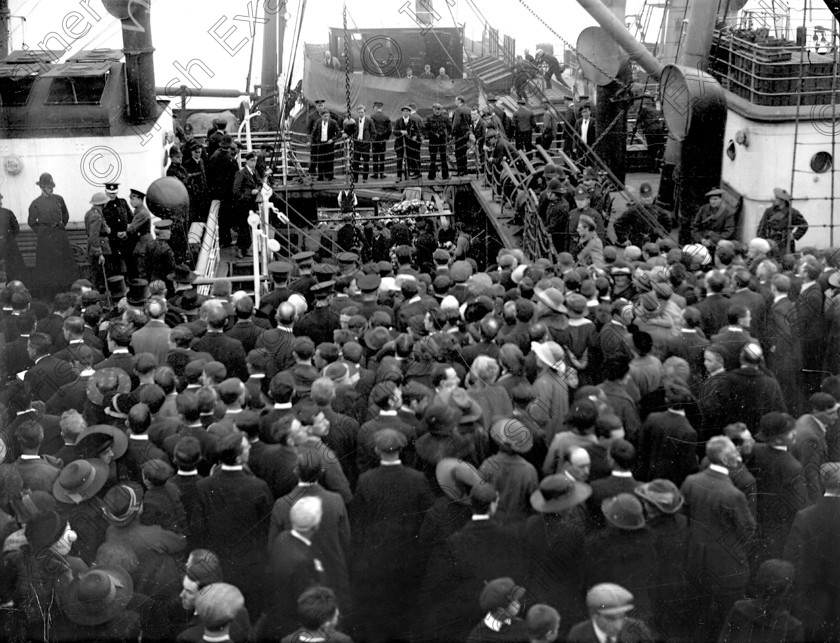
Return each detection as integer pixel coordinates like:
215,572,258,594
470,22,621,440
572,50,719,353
757,187,809,252
691,187,735,248
85,192,112,292
566,583,655,642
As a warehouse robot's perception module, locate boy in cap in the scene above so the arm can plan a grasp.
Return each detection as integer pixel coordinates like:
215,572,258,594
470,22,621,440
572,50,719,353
566,583,655,642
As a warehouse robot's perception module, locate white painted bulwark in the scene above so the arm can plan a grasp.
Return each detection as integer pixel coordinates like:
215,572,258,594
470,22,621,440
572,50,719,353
0,109,173,226
722,108,840,248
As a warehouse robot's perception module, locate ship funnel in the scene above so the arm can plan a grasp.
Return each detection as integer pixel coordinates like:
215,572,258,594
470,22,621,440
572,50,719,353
101,0,156,123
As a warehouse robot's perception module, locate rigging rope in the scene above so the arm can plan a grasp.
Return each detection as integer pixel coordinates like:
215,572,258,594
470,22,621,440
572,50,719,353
342,2,356,215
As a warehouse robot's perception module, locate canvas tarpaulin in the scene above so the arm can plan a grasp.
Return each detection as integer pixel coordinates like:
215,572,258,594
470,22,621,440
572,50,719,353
303,55,480,120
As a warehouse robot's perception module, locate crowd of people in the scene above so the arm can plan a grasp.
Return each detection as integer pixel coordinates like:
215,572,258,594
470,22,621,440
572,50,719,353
0,187,838,642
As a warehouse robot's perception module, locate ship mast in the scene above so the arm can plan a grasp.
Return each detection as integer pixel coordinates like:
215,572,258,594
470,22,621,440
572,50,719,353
0,0,9,62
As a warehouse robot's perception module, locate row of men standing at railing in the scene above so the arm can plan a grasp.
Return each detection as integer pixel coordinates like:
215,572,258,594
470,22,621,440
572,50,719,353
306,96,597,183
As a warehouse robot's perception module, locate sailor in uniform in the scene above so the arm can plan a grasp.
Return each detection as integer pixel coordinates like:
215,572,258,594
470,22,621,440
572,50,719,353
289,251,317,305
125,188,154,279
258,261,294,325
103,182,131,275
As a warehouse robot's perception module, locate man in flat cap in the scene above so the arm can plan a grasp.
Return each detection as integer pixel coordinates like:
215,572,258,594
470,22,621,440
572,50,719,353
566,583,656,642
350,428,434,642
757,187,809,253
425,103,451,180
691,188,735,247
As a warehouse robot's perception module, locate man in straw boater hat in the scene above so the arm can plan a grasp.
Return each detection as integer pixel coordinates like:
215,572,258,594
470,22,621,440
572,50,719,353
28,172,79,296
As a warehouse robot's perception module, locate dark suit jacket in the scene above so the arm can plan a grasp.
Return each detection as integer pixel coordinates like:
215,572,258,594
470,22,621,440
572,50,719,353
710,327,755,372
225,319,265,354
728,287,768,342
425,519,526,640
94,350,139,389
791,414,829,504
196,469,273,588
263,531,323,639
192,331,248,381
636,410,699,486
695,293,731,339
765,296,802,410
566,617,657,642
36,313,65,347
4,336,32,381
124,436,168,485
309,117,341,144
247,439,298,500
25,355,79,402
575,118,598,148
257,328,295,379
746,443,807,558
681,467,757,591
170,471,203,550
588,473,642,518
796,283,826,370
270,483,350,608
784,496,840,630
15,455,61,493
720,367,787,433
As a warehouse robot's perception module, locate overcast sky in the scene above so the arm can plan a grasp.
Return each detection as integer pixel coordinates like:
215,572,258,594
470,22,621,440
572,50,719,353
6,0,836,108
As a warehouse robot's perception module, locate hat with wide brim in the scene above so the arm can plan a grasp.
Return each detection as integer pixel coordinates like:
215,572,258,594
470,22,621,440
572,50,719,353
168,263,198,284
86,367,131,406
634,479,684,515
436,457,484,503
449,388,483,424
490,418,533,453
535,287,567,314
531,341,566,371
602,493,646,530
76,425,129,460
61,565,133,626
530,475,591,513
53,459,110,505
363,326,391,351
